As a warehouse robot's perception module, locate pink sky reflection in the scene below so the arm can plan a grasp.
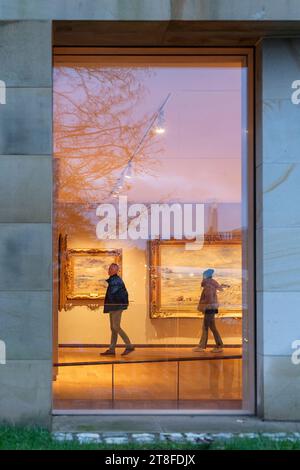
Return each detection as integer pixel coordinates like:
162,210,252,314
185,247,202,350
54,59,247,231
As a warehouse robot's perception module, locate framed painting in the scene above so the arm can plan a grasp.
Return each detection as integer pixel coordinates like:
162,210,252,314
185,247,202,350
149,237,242,319
63,248,122,309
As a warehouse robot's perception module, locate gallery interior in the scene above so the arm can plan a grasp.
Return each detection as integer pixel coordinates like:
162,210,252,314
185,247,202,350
52,48,254,412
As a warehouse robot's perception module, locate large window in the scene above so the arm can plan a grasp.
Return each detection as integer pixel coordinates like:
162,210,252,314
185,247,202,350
52,49,254,412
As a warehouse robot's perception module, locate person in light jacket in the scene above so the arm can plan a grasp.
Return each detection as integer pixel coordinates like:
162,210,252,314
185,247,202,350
100,263,134,357
193,268,229,353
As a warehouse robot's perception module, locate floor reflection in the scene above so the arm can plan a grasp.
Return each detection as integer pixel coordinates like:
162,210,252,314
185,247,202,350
53,347,242,410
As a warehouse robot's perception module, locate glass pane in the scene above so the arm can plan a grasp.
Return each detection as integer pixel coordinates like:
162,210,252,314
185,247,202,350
53,52,251,412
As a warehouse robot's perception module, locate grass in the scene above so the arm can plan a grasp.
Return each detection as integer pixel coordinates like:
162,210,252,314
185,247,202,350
0,426,300,450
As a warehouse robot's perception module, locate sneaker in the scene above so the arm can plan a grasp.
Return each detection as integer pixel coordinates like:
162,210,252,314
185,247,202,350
100,349,116,356
121,347,135,356
192,346,206,352
211,347,223,353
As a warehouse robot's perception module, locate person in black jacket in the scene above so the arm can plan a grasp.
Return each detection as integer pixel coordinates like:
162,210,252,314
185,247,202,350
100,263,134,357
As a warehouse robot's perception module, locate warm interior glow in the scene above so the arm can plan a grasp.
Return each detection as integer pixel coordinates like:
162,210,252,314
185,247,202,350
53,52,249,412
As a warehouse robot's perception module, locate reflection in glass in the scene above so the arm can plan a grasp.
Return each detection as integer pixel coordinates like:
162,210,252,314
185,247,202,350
53,54,250,411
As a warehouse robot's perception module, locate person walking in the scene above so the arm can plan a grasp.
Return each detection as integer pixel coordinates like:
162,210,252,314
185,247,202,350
100,263,134,356
193,268,229,353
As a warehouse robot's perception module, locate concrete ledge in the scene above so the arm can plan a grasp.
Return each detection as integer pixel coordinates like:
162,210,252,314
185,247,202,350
52,415,300,433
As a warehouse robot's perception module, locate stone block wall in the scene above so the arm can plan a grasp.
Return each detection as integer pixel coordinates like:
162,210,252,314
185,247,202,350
0,21,52,426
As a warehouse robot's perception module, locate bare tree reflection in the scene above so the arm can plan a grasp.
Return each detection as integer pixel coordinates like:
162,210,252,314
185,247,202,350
54,66,162,205
54,65,165,242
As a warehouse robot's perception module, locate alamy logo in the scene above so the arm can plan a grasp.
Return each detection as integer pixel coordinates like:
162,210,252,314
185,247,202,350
96,196,204,248
0,80,6,104
0,340,6,365
291,80,300,104
291,340,300,365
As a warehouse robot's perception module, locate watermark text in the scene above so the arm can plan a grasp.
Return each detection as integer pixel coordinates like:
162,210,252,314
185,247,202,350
96,196,204,248
291,80,300,104
291,340,300,365
0,80,6,104
0,340,6,365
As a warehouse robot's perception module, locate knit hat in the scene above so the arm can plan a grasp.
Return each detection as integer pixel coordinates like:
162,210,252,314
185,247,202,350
203,268,214,279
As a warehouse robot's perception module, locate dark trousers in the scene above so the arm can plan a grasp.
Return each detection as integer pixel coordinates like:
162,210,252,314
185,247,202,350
199,312,223,348
109,310,132,351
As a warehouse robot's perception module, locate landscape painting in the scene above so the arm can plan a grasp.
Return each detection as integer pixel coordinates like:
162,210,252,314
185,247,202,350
149,239,243,318
72,255,108,298
67,248,122,300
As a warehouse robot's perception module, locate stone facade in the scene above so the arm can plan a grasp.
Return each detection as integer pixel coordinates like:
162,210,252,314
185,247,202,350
256,38,300,419
1,0,300,21
0,20,53,426
1,1,300,424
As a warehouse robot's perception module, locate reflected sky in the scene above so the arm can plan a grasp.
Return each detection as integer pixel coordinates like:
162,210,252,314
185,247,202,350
54,57,247,233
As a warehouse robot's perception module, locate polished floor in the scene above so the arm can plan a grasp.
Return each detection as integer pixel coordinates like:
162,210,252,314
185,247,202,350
53,347,242,410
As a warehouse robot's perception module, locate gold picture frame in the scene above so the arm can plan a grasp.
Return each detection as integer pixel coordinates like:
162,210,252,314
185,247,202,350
149,236,242,319
58,233,68,312
59,241,122,310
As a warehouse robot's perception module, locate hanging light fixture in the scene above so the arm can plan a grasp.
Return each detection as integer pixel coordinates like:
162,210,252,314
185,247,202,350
154,108,166,135
109,93,171,199
124,161,133,179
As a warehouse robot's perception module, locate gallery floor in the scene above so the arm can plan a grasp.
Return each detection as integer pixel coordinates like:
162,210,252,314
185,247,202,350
53,347,243,410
